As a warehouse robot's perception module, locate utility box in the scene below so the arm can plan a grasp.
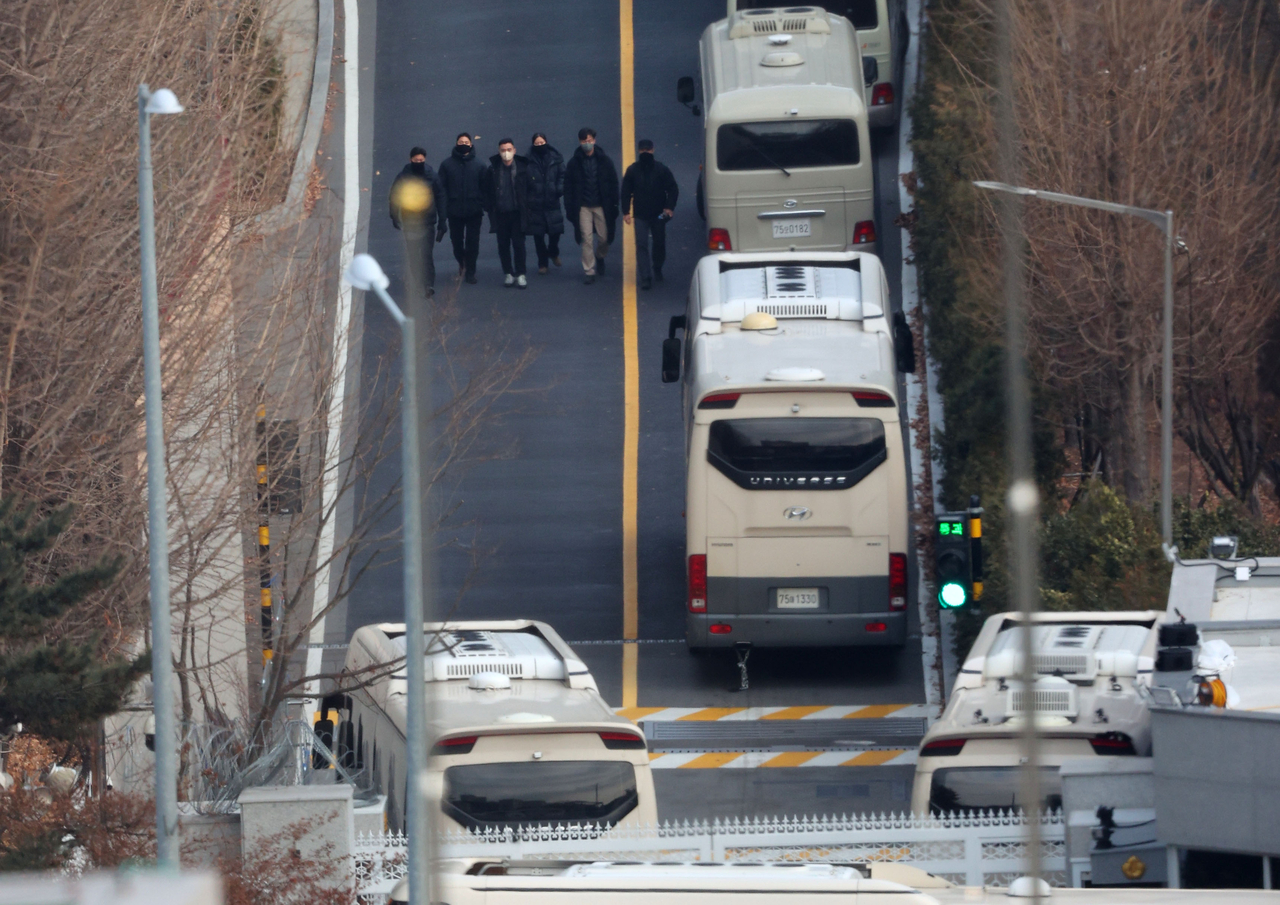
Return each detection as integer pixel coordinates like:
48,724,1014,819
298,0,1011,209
239,783,355,892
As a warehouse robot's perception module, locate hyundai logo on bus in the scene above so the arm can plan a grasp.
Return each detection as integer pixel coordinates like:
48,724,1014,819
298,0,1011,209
748,475,848,488
783,506,812,521
783,199,798,208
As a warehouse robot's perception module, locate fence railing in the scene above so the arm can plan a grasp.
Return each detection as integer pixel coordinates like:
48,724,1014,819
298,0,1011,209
353,811,1066,897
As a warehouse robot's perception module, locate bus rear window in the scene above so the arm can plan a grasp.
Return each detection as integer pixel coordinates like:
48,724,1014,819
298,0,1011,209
716,120,859,172
707,418,886,490
736,0,879,29
929,767,1063,816
443,761,639,830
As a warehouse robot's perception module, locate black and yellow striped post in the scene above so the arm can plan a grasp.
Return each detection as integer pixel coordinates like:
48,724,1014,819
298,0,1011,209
969,494,984,601
256,398,273,667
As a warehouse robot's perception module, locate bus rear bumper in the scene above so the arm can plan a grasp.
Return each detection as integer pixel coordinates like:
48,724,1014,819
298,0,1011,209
686,611,907,648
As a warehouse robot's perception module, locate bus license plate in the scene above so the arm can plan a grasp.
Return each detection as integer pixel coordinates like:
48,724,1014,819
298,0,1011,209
772,218,811,239
776,588,820,609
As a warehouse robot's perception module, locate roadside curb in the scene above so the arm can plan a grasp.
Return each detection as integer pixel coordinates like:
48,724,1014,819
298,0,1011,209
250,0,335,236
899,0,949,714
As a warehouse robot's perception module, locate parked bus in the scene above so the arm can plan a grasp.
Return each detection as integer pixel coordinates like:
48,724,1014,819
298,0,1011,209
725,1,908,130
336,620,657,833
661,251,914,652
679,7,877,253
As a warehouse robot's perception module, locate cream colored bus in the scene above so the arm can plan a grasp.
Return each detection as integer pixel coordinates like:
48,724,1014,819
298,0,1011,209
661,251,914,652
725,1,908,130
337,620,657,833
680,7,877,254
910,611,1162,815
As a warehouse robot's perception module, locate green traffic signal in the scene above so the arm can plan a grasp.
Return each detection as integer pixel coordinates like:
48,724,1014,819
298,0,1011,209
938,581,968,609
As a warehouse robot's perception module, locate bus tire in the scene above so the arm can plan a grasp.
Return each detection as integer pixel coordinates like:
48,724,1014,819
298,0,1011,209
687,644,708,657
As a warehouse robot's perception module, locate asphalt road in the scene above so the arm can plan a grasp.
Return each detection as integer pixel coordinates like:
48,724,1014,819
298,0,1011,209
344,0,925,820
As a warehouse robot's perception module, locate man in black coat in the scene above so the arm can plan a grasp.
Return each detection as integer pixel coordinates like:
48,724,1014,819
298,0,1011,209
389,146,447,300
563,127,619,285
437,133,485,284
525,132,566,274
621,139,679,290
480,138,531,288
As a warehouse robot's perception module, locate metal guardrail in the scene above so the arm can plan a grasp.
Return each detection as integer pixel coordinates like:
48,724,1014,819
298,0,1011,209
352,811,1067,896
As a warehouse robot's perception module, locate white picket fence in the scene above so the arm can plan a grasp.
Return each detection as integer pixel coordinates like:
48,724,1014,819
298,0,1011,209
353,811,1066,898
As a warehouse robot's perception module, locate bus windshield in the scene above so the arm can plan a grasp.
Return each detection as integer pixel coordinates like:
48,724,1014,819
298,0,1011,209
707,418,886,489
443,761,639,829
716,120,859,172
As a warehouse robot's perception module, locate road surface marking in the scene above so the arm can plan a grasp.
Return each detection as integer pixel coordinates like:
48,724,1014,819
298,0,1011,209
841,749,909,767
677,752,743,769
762,706,830,721
676,707,748,721
761,751,823,768
619,0,640,709
651,750,916,769
620,705,935,721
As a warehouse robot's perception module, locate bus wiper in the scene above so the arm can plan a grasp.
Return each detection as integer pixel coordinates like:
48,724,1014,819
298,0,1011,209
742,134,791,176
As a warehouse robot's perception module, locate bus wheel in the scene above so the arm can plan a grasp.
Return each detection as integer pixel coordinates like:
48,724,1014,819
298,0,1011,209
687,644,708,657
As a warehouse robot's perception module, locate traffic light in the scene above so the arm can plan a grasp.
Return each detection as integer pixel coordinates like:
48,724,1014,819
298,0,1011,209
935,496,984,609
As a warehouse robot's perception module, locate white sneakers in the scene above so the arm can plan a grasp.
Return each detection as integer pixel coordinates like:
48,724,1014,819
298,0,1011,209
516,274,528,289
503,273,515,287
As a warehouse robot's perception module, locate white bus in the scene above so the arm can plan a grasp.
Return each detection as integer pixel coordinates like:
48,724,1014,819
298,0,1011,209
661,251,914,652
679,7,877,254
910,611,1163,815
725,1,909,130
336,620,657,833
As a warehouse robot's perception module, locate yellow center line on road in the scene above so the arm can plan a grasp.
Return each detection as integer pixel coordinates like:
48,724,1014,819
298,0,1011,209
619,0,640,709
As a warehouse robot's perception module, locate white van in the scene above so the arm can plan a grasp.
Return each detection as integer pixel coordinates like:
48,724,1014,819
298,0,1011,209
661,251,914,651
679,8,877,254
432,860,942,905
338,620,657,833
910,611,1162,815
726,1,908,130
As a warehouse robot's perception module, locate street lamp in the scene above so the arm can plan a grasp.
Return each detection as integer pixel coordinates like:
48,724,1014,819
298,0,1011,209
341,254,429,905
138,82,184,870
972,181,1175,546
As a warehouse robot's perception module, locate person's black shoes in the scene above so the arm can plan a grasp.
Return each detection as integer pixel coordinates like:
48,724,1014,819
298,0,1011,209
640,278,652,291
465,274,478,284
584,274,596,285
596,256,606,276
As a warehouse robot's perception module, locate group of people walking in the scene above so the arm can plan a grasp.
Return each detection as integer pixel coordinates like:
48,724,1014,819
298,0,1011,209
388,128,678,297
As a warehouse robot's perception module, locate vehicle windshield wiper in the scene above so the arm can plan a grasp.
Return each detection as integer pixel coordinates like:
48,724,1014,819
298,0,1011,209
740,133,791,176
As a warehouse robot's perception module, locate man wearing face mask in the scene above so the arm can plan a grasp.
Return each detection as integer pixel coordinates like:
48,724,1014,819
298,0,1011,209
437,133,485,284
389,146,447,299
480,138,531,288
621,139,679,291
563,127,620,285
524,133,566,274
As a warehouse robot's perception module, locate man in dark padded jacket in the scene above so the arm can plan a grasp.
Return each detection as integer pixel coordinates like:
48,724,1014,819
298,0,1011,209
563,127,619,285
437,133,485,284
389,146,447,299
620,138,679,290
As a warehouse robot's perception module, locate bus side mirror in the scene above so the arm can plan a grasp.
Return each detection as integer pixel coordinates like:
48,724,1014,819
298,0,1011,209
677,76,701,116
893,311,915,374
662,338,682,383
863,57,879,87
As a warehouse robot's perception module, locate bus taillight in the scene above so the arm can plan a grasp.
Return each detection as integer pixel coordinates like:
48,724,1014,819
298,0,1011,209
889,552,908,611
688,554,707,612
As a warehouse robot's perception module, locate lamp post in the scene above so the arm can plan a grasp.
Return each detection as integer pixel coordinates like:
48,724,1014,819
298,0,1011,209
341,254,429,905
138,82,184,870
972,181,1175,547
